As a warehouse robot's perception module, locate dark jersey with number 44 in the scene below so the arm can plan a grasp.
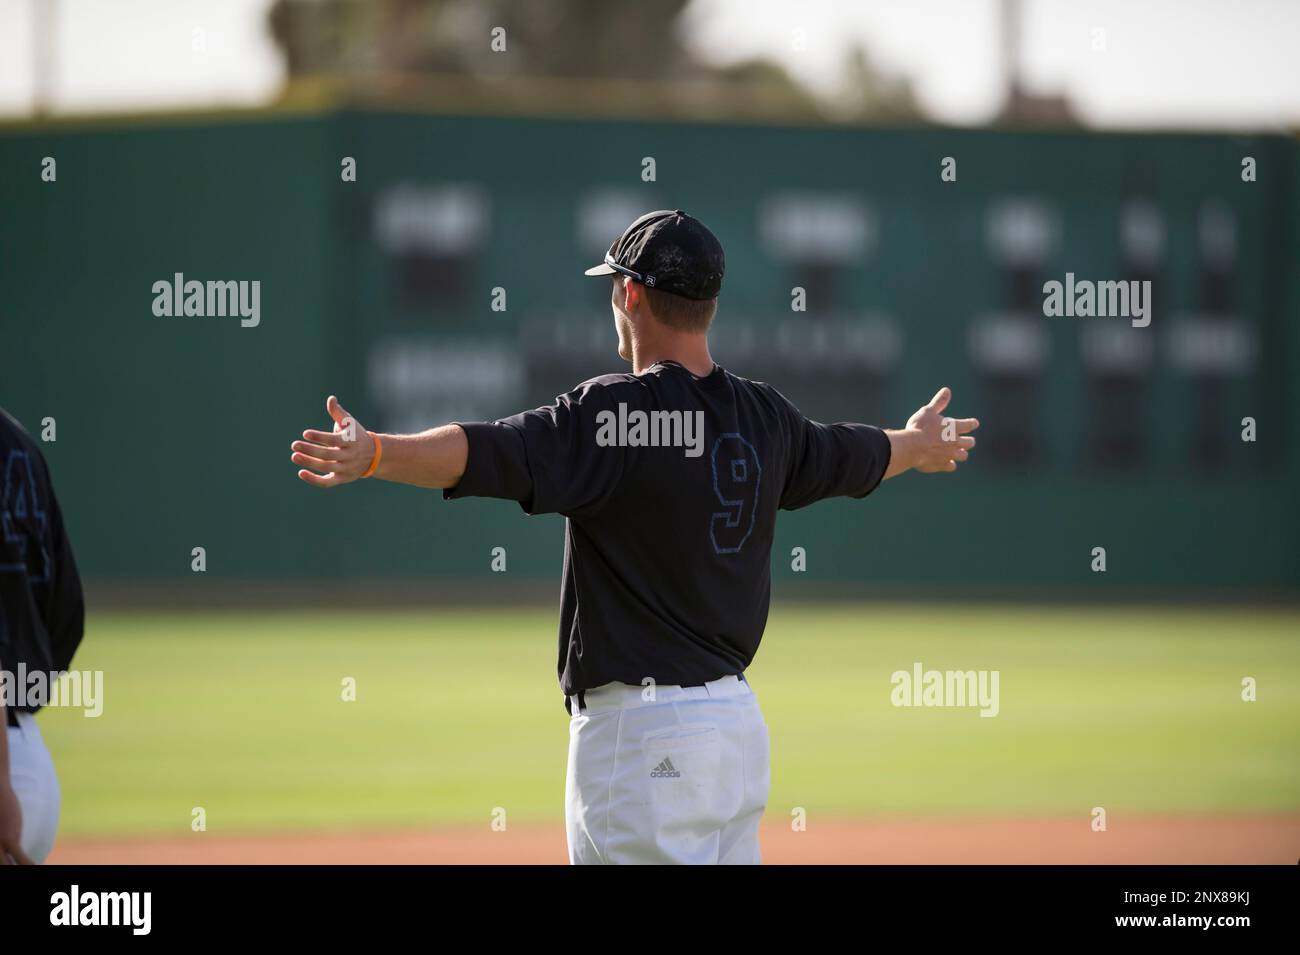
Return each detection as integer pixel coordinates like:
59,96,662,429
446,361,890,700
0,409,85,710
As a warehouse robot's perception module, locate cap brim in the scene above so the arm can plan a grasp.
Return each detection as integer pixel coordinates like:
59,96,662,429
583,263,617,276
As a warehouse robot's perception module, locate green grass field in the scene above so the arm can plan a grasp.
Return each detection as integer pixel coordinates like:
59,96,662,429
38,603,1300,839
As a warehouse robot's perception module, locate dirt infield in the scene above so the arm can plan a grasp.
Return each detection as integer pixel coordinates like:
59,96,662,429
48,814,1300,865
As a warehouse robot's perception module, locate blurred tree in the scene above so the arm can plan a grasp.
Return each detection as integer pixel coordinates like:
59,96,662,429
267,0,923,124
828,44,921,123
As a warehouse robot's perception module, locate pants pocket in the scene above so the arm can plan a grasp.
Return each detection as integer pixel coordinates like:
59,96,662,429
640,726,725,832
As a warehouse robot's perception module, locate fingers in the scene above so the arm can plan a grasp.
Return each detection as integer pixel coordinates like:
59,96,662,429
918,440,972,473
926,387,951,413
290,397,365,488
292,397,367,488
919,459,960,474
950,416,980,434
291,451,339,473
326,395,351,427
291,440,345,462
297,468,342,489
302,430,348,448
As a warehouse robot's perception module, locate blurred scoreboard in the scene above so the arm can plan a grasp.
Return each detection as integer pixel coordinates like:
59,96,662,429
3,109,1292,588
343,113,1283,484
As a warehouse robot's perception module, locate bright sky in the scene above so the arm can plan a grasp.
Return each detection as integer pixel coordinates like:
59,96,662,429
1,0,1297,128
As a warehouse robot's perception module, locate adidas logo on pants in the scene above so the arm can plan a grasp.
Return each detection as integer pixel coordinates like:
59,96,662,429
564,674,770,865
650,757,681,778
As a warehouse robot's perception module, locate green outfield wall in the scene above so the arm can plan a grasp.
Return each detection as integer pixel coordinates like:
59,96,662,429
1,109,1296,594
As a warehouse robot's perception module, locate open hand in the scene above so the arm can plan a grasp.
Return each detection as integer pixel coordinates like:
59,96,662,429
290,395,376,488
887,387,979,477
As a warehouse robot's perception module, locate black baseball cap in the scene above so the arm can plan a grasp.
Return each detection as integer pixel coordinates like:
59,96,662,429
584,209,725,301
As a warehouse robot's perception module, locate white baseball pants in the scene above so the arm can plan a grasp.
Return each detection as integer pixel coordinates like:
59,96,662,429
565,674,770,865
7,711,61,863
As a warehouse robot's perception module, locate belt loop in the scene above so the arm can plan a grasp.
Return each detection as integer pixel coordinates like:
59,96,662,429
577,689,587,712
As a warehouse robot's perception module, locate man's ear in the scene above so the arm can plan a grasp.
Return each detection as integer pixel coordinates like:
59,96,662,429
622,278,642,315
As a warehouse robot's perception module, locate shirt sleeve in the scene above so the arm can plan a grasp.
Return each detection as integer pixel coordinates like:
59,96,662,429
443,382,630,518
775,393,892,511
43,473,85,675
0,434,85,678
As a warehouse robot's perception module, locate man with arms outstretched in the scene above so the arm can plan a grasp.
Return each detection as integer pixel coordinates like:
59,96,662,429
290,210,978,864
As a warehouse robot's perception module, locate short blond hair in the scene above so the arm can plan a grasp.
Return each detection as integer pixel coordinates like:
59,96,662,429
644,286,718,332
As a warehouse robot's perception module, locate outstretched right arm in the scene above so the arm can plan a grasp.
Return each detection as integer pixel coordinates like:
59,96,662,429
290,385,624,516
290,396,468,490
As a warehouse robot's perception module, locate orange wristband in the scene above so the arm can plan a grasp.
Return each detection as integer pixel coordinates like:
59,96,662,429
360,431,383,478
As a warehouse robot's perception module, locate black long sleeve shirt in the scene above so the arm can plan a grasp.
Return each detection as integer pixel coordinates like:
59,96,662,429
0,409,85,713
445,361,890,699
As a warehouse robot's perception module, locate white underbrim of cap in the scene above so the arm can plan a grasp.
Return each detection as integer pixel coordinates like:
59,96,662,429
584,263,617,276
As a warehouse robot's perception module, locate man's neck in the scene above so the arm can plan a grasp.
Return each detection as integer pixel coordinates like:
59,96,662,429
632,336,715,378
